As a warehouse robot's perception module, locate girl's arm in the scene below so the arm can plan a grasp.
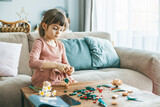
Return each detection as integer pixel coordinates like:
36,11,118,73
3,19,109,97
61,43,70,65
29,39,69,72
42,61,70,73
61,43,74,75
29,39,45,69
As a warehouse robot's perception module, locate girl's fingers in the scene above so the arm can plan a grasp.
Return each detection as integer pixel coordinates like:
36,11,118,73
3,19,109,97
61,68,65,73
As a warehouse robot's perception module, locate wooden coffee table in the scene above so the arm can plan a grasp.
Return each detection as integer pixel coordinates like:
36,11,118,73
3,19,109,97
21,80,160,107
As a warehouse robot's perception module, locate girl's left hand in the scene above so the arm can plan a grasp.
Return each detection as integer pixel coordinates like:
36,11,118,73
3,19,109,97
66,67,74,76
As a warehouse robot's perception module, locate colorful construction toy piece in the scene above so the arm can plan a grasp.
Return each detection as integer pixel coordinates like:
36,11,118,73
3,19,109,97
112,95,119,99
86,86,95,91
98,98,107,107
127,96,143,102
68,80,124,106
29,86,42,92
122,92,128,96
29,81,56,97
111,101,118,105
64,78,70,83
111,78,123,87
97,84,112,88
111,89,125,92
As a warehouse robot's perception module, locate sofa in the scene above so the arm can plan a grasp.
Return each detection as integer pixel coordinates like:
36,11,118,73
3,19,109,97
0,32,160,107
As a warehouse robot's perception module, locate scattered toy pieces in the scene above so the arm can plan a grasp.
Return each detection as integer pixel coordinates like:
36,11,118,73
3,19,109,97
111,89,125,92
122,92,128,96
111,101,118,105
29,81,56,97
61,78,71,89
43,81,51,87
111,78,123,87
78,94,82,97
86,87,96,91
93,100,97,103
51,90,56,96
127,90,133,93
40,81,56,97
127,96,143,102
97,84,112,88
97,88,103,93
112,95,119,99
29,86,42,92
98,98,107,107
64,78,70,83
60,79,140,106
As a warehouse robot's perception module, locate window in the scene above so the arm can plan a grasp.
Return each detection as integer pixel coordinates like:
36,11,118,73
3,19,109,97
96,0,160,52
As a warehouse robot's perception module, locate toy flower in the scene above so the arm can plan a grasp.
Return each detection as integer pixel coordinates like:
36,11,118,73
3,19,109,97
39,91,44,96
51,90,57,96
43,81,51,87
46,92,51,97
47,86,52,91
111,78,123,87
42,86,48,92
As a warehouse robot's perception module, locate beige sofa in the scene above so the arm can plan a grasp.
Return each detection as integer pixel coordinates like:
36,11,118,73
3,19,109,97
0,32,160,107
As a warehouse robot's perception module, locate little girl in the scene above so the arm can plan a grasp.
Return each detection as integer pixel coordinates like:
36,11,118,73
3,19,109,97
29,9,75,87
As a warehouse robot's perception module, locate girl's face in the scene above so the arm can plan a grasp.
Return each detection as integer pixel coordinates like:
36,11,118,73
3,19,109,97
44,23,64,41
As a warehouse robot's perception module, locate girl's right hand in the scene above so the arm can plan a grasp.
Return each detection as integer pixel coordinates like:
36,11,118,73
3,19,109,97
57,63,70,73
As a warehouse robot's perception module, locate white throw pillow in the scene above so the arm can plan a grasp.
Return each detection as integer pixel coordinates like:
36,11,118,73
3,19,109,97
0,42,22,77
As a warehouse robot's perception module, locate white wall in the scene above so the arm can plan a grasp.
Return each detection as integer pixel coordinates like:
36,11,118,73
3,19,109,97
0,0,80,31
67,0,79,32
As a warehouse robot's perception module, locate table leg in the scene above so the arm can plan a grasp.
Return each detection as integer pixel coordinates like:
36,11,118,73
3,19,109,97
21,94,24,107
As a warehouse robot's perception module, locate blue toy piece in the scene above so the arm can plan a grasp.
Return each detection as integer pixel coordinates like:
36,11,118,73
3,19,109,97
98,98,107,107
127,96,143,102
78,94,82,97
97,84,112,88
86,86,95,91
111,89,125,92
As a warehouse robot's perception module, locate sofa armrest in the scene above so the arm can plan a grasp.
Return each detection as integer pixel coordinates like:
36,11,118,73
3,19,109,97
115,47,160,95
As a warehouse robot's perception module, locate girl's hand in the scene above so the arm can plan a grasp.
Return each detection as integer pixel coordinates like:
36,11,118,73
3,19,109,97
66,67,74,76
57,63,70,73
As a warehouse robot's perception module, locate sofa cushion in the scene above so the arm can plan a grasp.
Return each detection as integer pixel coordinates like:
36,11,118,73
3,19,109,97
27,32,40,53
72,68,152,92
28,32,111,70
28,32,111,53
62,32,111,41
0,42,22,76
0,33,32,75
61,38,94,70
0,74,32,107
84,36,120,68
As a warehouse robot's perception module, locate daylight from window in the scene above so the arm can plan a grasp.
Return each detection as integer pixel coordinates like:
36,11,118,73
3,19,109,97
96,0,160,52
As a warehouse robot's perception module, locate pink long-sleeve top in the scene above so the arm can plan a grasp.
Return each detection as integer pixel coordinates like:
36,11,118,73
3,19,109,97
29,38,74,87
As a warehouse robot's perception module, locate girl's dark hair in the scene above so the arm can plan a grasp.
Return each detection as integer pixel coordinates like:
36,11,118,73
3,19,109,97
39,9,68,37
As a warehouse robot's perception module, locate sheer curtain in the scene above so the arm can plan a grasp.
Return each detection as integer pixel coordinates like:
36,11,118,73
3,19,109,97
95,0,160,52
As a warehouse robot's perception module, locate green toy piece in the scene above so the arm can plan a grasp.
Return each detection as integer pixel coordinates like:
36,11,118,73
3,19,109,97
69,92,77,96
127,96,143,102
78,94,82,97
111,89,125,92
97,84,112,88
64,78,69,83
29,86,42,92
86,87,95,91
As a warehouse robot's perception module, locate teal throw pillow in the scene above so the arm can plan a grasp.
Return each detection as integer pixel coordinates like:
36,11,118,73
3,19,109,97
84,36,120,68
61,38,94,71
